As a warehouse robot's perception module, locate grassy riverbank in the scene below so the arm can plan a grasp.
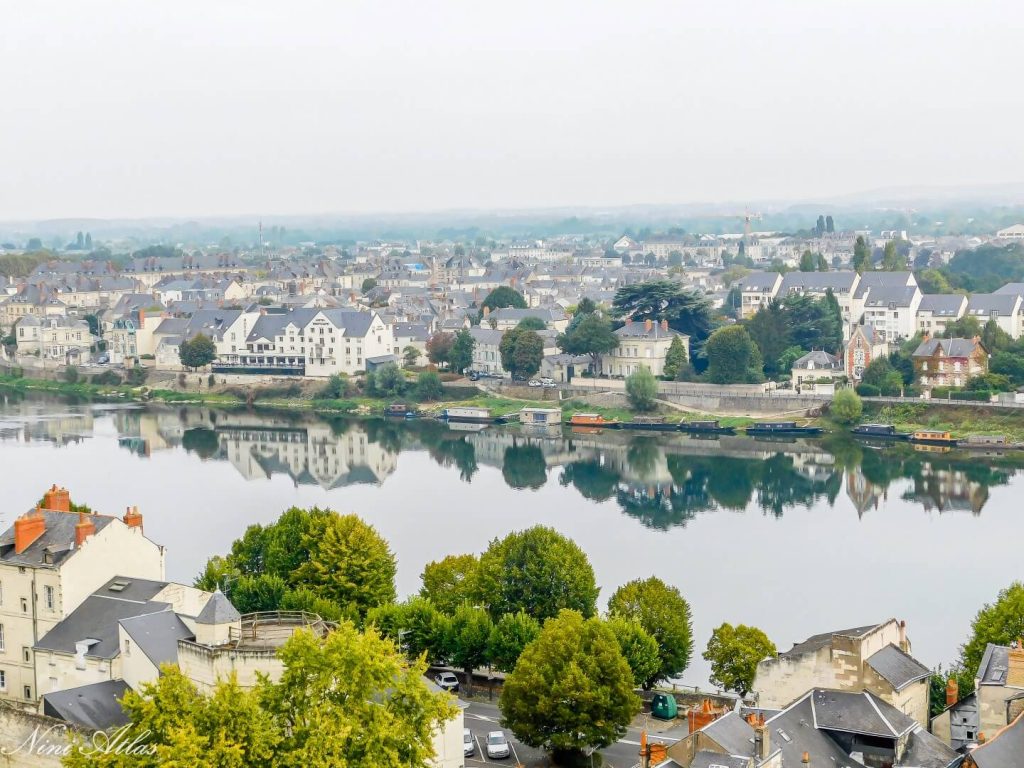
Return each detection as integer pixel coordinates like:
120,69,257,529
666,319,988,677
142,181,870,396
864,401,1024,442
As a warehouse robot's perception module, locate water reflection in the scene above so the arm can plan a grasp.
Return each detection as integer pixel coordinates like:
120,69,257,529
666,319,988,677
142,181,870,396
0,391,1018,525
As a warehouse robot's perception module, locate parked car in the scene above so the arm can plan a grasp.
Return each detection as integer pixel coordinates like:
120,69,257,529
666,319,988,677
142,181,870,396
486,731,511,759
527,379,542,387
540,377,556,388
96,353,110,365
463,729,475,757
434,671,459,692
469,372,480,381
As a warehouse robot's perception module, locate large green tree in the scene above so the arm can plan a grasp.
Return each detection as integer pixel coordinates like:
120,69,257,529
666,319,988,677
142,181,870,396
608,576,693,688
960,582,1024,688
612,280,713,342
607,616,662,688
500,611,640,764
179,333,217,369
626,366,658,411
556,312,619,372
448,329,475,374
702,623,777,696
500,327,544,379
441,603,493,696
488,610,541,672
481,286,527,315
852,235,872,273
704,325,763,384
420,554,480,615
477,526,599,620
662,335,689,380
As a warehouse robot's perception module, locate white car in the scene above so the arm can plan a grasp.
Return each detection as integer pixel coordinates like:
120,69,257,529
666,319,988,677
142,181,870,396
434,671,459,692
463,728,475,757
527,379,542,387
486,731,511,759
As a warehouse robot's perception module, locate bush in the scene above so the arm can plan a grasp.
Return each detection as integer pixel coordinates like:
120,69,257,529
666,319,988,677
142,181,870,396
951,390,994,402
92,370,123,386
207,373,216,387
829,388,862,424
625,367,658,412
855,383,880,397
124,366,150,386
319,373,351,400
63,366,80,384
415,371,444,401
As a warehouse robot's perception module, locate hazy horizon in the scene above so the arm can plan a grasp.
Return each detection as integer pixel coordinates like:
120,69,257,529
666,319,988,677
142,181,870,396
3,1,1023,220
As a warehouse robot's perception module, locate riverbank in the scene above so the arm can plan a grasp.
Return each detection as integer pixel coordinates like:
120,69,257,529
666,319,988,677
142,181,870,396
864,401,1024,442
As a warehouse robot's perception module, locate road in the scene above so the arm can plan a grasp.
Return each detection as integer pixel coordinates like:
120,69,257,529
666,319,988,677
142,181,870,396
462,700,687,768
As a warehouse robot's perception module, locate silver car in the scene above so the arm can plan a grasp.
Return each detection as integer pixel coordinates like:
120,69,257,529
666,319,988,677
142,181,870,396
486,731,510,760
463,728,475,757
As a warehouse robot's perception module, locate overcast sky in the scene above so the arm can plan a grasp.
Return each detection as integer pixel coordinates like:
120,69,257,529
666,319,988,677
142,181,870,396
1,1,1022,220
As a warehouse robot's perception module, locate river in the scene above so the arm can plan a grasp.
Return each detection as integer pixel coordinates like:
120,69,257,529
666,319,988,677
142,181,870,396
1,391,1020,687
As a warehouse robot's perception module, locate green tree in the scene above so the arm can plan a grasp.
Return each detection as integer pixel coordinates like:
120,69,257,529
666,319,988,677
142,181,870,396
575,297,597,316
367,596,445,662
959,582,1024,690
448,329,475,374
415,370,444,401
500,611,639,764
626,366,658,411
420,554,480,614
702,623,777,696
852,235,872,273
426,332,455,367
477,526,599,620
500,327,544,379
612,280,714,342
556,311,619,373
917,268,952,294
403,345,421,367
662,335,689,380
704,325,763,384
829,388,863,424
745,301,789,378
981,319,1013,353
179,333,217,369
607,616,662,688
361,277,378,293
294,513,397,621
881,240,905,271
799,250,816,272
608,576,693,688
515,316,547,331
942,315,984,339
488,611,541,672
481,286,527,315
441,603,493,696
372,363,407,398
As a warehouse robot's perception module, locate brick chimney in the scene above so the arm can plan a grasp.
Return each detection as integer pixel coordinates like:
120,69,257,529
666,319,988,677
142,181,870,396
123,505,144,532
644,318,653,332
660,319,668,332
483,305,490,317
14,509,47,554
898,619,908,652
42,484,70,512
1008,640,1024,688
946,677,959,707
75,511,95,547
802,752,810,766
754,723,771,760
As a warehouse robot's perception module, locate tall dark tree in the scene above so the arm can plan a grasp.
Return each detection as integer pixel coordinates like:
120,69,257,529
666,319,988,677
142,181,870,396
612,280,713,342
448,329,475,374
500,327,544,379
481,286,527,315
815,215,826,237
852,235,872,273
825,215,835,234
557,312,619,373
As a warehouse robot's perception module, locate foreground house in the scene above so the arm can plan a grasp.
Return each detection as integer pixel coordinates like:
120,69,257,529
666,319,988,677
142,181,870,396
600,319,687,378
912,337,988,391
791,350,843,393
844,323,889,381
752,619,930,727
965,709,1024,767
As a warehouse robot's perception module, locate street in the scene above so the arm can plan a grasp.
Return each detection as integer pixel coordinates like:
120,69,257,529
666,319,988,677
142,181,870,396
462,700,687,768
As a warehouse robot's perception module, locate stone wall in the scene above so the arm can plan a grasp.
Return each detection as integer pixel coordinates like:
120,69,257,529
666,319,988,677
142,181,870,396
0,702,82,767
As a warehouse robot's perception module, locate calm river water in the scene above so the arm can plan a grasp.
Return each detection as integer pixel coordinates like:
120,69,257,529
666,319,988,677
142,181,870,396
2,392,1021,685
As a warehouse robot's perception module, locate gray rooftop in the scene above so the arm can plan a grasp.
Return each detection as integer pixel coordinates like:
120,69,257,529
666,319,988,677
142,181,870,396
792,350,841,369
700,712,755,755
35,598,170,659
912,337,982,359
119,610,194,667
967,293,1021,316
862,285,919,308
689,752,751,768
0,510,116,568
970,712,1024,768
196,589,241,625
736,271,782,291
810,688,916,738
779,623,881,659
865,643,931,691
977,643,1011,686
854,271,915,299
42,680,131,731
918,294,967,316
780,271,859,293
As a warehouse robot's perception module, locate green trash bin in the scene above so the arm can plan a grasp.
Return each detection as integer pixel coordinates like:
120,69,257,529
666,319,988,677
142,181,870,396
651,692,678,720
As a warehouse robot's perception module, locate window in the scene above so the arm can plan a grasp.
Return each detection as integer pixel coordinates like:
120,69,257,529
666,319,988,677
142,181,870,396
0,624,4,651
0,671,5,690
44,586,54,611
19,598,26,614
124,639,131,657
22,647,30,663
23,686,30,700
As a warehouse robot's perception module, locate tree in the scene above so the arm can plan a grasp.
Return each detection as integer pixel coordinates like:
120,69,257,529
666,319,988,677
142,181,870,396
702,623,777,696
448,329,475,374
799,250,816,272
745,301,789,378
557,312,619,373
402,345,421,367
662,335,689,380
829,388,863,424
367,596,445,662
981,320,1013,353
515,316,547,331
179,333,217,369
668,250,683,267
607,616,662,688
612,280,714,342
815,215,826,237
826,215,835,234
942,315,983,339
626,366,658,411
704,325,763,384
370,363,407,398
361,277,378,293
264,621,457,766
917,268,952,294
426,332,455,367
500,611,640,764
415,370,444,401
477,526,599,620
881,240,905,271
852,235,872,273
488,611,541,672
295,513,396,620
960,582,1024,688
420,554,480,614
441,603,493,696
782,292,842,354
500,327,544,379
608,577,693,688
575,297,597,316
481,286,527,315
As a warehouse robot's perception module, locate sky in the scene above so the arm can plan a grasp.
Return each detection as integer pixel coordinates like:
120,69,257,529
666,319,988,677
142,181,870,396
1,0,1022,220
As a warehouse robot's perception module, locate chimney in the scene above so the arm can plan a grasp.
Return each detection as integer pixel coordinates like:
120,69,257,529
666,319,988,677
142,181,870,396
123,505,144,532
802,752,810,766
972,335,981,344
946,678,959,707
754,724,771,760
660,319,668,332
626,317,632,325
1008,640,1024,688
14,509,47,554
483,305,490,317
75,510,96,547
645,318,653,332
898,620,908,652
42,484,70,512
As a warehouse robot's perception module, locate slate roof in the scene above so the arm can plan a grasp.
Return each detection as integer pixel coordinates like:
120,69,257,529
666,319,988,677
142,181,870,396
792,350,841,370
700,712,755,755
967,293,1021,316
245,309,375,342
392,323,429,341
977,643,1011,685
768,694,861,767
42,680,131,731
689,752,751,768
615,322,684,340
0,511,117,568
912,337,982,359
736,271,782,291
994,282,1024,297
854,271,915,299
35,598,170,659
811,688,916,737
862,285,919,308
488,307,567,323
971,712,1024,768
119,610,194,667
779,623,881,659
196,589,241,625
918,294,967,316
865,643,931,691
780,271,859,293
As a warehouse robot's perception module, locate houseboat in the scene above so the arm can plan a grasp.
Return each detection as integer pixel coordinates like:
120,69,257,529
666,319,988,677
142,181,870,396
440,407,493,424
519,408,562,427
744,421,823,436
568,413,619,429
850,424,909,440
679,420,735,435
618,415,679,432
384,403,416,418
908,429,957,447
958,435,1007,450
